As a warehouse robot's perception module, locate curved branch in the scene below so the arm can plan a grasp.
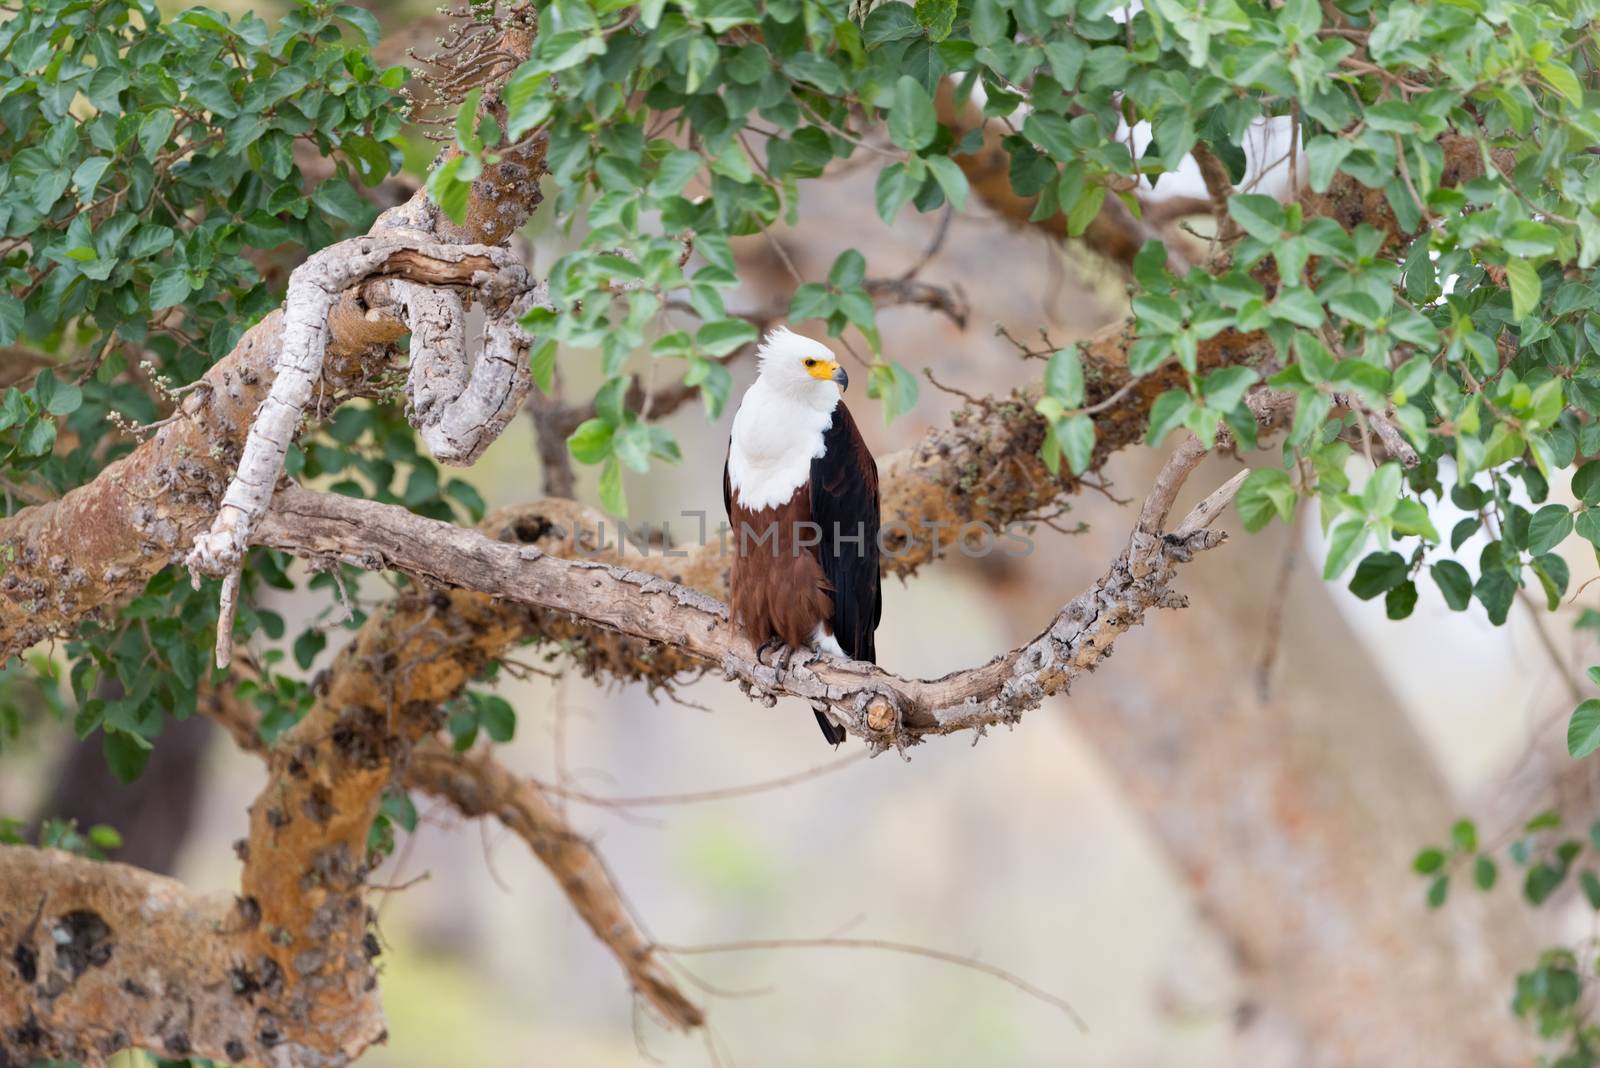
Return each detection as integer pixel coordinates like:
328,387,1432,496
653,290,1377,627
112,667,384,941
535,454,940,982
183,237,534,666
255,436,1242,748
406,748,704,1029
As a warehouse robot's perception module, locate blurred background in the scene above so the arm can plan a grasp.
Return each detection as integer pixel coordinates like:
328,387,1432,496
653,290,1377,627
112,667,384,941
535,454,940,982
5,2,1600,1066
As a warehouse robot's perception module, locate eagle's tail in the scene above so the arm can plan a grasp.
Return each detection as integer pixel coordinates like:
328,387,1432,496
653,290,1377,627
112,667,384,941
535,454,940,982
811,705,847,746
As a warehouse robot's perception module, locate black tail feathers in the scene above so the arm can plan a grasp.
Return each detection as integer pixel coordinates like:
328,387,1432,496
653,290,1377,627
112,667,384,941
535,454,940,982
812,705,846,746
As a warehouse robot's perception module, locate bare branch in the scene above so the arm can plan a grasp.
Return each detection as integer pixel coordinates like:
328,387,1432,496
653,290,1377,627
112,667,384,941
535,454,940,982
1189,142,1242,252
407,747,704,1030
864,276,970,328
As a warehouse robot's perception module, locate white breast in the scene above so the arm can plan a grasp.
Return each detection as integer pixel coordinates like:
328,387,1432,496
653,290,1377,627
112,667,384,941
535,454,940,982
727,379,833,511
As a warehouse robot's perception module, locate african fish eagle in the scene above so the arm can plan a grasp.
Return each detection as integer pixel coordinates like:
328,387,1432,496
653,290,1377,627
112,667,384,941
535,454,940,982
723,326,882,744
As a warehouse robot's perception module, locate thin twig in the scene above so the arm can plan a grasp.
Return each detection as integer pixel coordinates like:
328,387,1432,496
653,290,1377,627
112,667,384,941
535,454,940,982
540,751,868,808
657,937,1087,1031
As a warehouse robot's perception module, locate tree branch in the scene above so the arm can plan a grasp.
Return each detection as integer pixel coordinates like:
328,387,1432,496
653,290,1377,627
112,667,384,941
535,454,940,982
202,652,705,1032
182,236,539,668
406,748,704,1028
254,432,1242,746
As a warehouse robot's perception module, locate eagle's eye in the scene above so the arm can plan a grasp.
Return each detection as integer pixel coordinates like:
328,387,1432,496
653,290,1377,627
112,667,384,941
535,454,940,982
804,358,816,367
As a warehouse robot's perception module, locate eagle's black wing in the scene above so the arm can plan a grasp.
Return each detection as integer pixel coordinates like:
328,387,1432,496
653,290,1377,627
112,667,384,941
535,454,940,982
722,437,732,522
809,402,880,663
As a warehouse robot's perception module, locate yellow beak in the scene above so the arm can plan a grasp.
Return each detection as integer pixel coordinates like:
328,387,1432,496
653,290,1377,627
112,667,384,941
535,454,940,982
808,359,847,389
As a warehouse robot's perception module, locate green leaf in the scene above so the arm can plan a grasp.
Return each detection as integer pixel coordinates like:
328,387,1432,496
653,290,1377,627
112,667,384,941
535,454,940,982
1412,846,1445,874
72,157,112,204
1235,468,1296,532
138,111,176,161
1540,60,1585,107
477,695,516,743
1573,461,1600,506
913,0,957,40
1525,862,1566,905
0,295,20,346
828,249,866,288
1385,580,1418,620
925,155,969,211
1056,415,1095,476
1431,561,1473,611
1581,870,1600,910
1426,874,1449,909
529,338,557,394
1146,389,1192,445
102,729,152,784
1227,194,1287,243
1302,135,1352,193
1474,855,1497,891
599,455,627,515
1362,463,1403,517
455,88,484,153
33,371,81,417
1322,517,1367,580
888,76,937,151
1451,819,1478,853
504,64,553,139
1569,699,1600,758
425,153,474,225
1201,366,1258,412
1474,569,1515,626
150,269,193,311
566,418,614,464
1504,258,1541,320
1349,551,1408,600
1390,499,1439,543
1576,509,1600,550
1044,348,1083,408
1526,504,1574,556
874,163,918,223
867,360,920,423
651,149,703,198
697,318,758,357
293,628,326,671
789,283,833,321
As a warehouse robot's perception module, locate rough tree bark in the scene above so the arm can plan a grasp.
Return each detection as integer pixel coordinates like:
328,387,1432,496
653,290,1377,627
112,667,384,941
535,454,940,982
253,455,1243,747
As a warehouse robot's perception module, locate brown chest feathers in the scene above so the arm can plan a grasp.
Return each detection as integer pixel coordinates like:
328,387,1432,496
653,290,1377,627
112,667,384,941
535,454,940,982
726,482,834,651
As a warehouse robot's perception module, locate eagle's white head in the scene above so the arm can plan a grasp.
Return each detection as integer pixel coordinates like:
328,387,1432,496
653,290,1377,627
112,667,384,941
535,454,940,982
755,326,848,411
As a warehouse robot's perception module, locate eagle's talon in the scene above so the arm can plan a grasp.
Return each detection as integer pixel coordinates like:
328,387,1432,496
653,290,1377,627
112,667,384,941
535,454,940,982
755,637,787,669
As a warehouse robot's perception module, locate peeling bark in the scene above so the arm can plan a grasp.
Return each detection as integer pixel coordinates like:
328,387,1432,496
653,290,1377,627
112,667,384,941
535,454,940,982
396,277,544,466
182,236,534,666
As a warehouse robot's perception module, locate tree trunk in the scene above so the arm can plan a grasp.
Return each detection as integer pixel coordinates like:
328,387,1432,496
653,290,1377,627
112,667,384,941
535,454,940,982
1007,451,1536,1066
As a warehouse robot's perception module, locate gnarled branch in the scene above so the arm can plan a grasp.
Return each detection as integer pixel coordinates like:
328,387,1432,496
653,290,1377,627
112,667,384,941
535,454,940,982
254,427,1242,747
